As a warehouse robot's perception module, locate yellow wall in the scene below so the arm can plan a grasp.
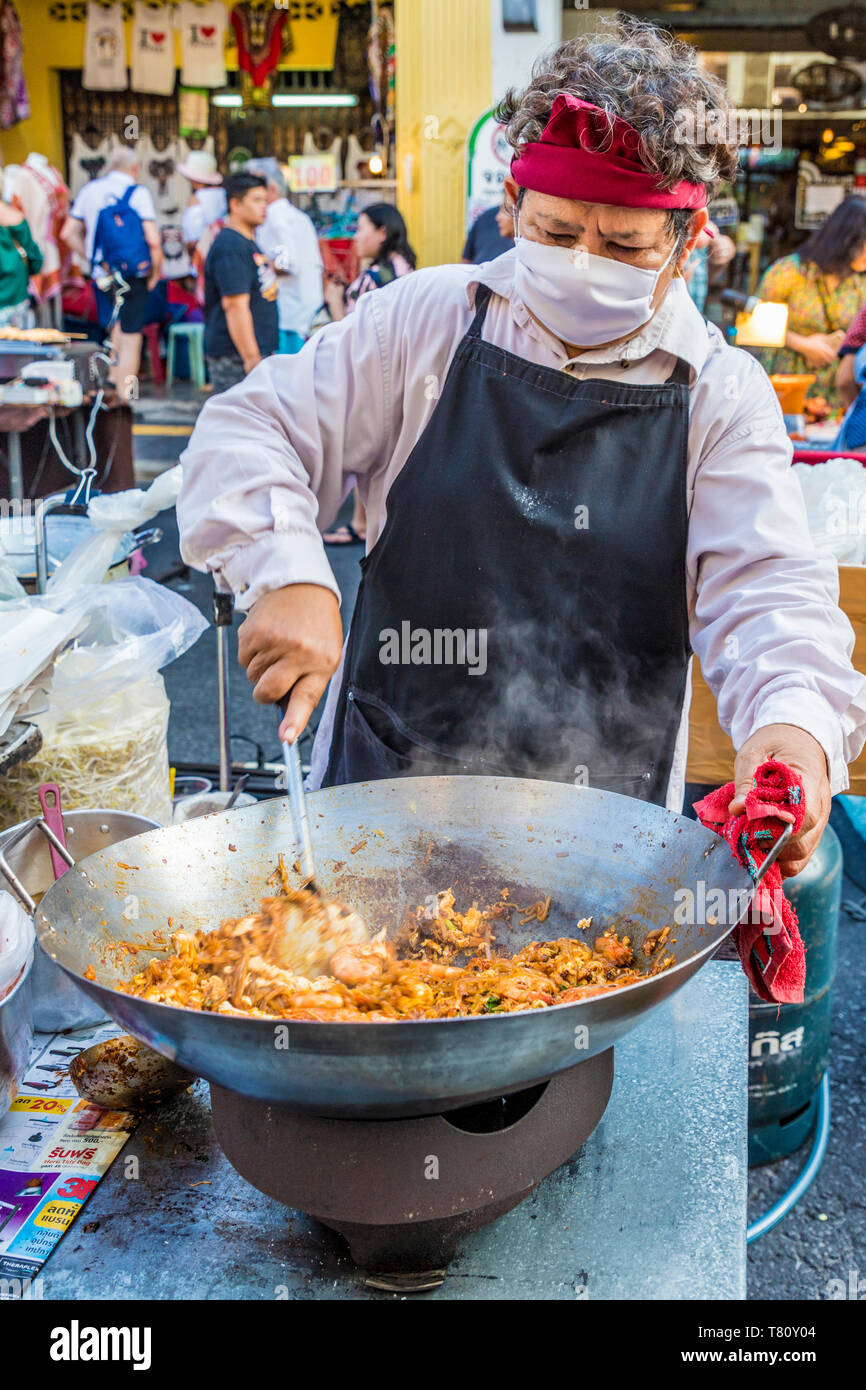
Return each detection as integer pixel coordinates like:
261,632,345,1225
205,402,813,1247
394,0,491,267
0,0,365,169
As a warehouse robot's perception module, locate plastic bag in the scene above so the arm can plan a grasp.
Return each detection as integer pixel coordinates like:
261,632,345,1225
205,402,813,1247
0,551,26,602
31,576,207,710
0,593,90,739
31,945,107,1032
0,576,206,829
0,671,174,826
793,457,866,565
0,890,34,1002
45,465,182,593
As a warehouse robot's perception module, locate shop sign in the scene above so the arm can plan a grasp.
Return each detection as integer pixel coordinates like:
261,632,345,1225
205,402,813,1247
465,108,512,230
288,154,339,195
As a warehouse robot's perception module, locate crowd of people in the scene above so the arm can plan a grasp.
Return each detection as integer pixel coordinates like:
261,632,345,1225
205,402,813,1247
6,60,866,486
0,142,417,428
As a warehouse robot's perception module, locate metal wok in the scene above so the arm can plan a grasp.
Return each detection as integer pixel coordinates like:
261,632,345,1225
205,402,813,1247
36,776,760,1118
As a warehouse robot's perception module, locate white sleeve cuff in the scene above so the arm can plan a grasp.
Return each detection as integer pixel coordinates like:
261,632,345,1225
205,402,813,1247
746,688,847,794
210,531,342,612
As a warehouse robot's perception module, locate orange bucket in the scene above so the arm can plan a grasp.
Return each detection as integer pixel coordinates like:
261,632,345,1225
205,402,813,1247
770,373,817,415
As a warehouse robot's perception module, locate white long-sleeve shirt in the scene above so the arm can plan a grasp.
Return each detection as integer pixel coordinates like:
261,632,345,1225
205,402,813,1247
256,197,323,338
178,249,866,805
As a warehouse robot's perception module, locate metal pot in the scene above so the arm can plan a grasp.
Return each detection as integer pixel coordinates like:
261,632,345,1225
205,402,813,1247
0,948,32,1116
0,809,160,1031
0,507,161,591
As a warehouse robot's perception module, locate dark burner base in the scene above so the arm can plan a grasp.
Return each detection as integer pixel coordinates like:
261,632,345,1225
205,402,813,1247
210,1051,613,1291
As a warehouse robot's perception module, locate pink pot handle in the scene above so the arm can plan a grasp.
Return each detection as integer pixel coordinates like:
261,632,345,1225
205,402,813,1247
38,782,70,881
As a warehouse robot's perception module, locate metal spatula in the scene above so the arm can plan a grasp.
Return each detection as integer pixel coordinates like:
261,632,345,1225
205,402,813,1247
280,734,318,891
275,709,368,976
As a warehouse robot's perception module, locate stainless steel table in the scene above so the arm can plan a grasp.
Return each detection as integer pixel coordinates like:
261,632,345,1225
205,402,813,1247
38,961,748,1301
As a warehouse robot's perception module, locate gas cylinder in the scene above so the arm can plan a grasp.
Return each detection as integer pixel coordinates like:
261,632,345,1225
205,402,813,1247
748,824,841,1166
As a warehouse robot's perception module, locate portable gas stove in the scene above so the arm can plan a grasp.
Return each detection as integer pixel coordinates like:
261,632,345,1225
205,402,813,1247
210,1052,613,1291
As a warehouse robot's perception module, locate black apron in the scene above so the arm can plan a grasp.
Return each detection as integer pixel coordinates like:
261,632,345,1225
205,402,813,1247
324,286,691,806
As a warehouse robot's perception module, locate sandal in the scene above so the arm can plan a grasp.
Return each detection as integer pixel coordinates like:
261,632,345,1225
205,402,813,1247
324,523,366,546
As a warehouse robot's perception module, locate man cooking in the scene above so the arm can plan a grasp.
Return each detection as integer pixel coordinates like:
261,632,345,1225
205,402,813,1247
179,21,866,878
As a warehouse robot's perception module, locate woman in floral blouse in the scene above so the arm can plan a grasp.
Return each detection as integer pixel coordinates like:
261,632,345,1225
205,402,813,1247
757,198,866,408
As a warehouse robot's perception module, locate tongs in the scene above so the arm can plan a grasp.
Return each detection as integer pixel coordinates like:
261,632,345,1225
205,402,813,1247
0,783,76,915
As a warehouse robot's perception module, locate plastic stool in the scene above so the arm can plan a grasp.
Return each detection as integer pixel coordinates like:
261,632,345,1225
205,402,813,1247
167,322,206,390
141,323,165,384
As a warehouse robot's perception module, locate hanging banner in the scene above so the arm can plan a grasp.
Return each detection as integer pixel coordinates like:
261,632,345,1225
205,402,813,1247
178,88,210,140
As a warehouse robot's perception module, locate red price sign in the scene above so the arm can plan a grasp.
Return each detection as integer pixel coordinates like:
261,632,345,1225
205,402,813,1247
288,154,338,194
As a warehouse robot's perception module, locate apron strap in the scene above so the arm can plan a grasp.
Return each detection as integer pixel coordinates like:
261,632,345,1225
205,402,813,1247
467,283,493,338
667,357,691,387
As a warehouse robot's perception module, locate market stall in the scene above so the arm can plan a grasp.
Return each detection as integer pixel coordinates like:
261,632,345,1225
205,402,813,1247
0,2,397,282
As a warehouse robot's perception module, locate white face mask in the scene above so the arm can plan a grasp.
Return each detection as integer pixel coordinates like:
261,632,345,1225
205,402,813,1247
512,221,677,348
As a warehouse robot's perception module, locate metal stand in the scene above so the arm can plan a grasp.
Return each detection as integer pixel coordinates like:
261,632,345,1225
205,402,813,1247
213,586,234,792
210,1051,614,1292
6,432,23,501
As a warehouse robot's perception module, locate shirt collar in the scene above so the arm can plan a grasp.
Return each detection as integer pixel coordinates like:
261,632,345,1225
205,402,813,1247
468,246,710,381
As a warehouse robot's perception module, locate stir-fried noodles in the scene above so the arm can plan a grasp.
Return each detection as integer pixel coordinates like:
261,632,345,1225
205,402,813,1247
121,867,675,1021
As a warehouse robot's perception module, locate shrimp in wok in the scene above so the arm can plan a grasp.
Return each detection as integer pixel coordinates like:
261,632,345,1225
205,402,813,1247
121,878,674,1021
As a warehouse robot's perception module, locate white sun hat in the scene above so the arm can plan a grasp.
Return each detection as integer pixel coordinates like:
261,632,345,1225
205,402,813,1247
177,150,223,186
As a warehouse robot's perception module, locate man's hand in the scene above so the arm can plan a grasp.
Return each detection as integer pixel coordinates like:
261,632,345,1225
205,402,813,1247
242,354,262,374
730,723,831,878
237,584,343,742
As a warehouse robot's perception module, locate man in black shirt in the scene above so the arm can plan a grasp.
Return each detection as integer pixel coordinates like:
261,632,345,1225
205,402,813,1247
204,171,279,395
461,199,515,265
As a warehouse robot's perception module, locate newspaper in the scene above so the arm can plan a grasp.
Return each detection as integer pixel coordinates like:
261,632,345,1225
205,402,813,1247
0,1022,134,1296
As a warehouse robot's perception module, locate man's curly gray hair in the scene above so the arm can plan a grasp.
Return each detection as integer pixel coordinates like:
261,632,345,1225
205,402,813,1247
497,18,738,204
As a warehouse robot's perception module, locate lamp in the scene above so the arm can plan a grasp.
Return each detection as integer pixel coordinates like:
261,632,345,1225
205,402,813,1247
721,290,789,348
271,93,359,108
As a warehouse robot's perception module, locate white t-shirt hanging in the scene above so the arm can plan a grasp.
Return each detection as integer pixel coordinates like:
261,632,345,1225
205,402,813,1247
137,135,185,219
344,134,369,184
131,3,176,96
178,1,226,88
160,224,191,280
83,2,127,92
69,133,116,199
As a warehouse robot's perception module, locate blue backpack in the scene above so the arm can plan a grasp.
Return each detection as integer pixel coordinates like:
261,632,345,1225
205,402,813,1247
92,186,151,278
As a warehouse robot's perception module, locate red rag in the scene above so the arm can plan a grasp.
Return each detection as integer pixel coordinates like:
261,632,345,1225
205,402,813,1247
693,760,806,1004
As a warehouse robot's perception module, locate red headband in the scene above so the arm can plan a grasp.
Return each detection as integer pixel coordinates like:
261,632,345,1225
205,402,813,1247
510,94,708,211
